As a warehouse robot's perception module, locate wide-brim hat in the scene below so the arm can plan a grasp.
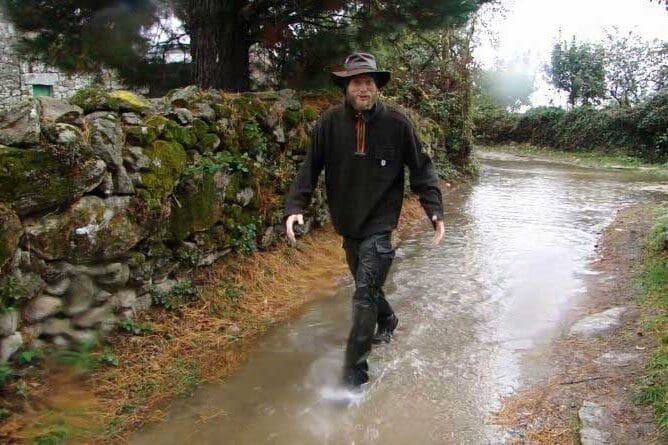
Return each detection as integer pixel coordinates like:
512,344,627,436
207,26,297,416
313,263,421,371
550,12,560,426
331,52,391,88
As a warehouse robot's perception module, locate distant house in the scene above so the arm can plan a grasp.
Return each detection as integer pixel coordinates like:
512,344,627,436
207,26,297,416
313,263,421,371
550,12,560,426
0,8,122,111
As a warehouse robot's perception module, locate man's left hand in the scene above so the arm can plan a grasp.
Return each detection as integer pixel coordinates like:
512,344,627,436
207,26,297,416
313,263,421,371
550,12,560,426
431,215,445,246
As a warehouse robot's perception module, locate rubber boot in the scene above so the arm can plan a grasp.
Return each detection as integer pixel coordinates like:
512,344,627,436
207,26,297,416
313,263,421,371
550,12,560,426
372,313,398,344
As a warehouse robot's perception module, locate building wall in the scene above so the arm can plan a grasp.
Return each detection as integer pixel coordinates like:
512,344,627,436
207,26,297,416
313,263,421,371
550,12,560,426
0,10,22,109
0,9,122,111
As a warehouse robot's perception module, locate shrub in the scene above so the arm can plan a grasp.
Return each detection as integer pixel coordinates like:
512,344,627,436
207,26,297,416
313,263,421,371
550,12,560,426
474,89,668,162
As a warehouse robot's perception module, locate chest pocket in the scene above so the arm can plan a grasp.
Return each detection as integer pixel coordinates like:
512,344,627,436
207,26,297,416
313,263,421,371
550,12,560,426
374,145,396,166
373,145,399,180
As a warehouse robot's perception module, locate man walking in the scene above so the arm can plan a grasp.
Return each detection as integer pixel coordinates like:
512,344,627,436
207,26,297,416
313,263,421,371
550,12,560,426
284,52,445,388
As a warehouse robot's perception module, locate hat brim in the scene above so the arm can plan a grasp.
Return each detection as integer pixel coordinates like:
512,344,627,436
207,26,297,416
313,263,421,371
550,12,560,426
331,69,391,88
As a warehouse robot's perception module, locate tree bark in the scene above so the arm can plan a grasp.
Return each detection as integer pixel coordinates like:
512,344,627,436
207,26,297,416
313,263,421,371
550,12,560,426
187,0,251,91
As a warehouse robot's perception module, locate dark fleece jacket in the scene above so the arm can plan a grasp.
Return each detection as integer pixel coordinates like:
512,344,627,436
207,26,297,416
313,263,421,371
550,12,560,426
284,100,443,239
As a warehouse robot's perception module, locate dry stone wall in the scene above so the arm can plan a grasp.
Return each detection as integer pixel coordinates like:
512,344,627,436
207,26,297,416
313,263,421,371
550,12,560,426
0,86,443,363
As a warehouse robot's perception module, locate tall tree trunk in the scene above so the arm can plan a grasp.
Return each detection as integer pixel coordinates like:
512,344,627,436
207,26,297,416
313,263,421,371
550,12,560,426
187,0,251,90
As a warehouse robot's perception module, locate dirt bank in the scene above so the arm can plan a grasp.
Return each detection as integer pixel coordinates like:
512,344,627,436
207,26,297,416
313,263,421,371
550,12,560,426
497,203,663,444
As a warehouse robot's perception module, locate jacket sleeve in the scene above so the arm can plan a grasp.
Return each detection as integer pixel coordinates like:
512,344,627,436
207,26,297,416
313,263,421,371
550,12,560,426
403,122,444,224
283,120,325,217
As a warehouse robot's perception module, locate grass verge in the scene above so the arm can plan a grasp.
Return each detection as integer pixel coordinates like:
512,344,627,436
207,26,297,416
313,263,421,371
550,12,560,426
476,143,668,176
638,204,668,435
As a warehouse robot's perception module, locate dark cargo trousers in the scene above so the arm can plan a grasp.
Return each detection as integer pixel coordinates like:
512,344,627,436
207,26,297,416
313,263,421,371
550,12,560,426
342,231,396,376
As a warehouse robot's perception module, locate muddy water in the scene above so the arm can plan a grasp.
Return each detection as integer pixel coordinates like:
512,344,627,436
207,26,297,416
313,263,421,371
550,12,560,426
131,152,665,444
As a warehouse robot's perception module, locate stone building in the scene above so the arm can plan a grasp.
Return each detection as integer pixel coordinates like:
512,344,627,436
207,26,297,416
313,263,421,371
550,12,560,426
0,8,121,111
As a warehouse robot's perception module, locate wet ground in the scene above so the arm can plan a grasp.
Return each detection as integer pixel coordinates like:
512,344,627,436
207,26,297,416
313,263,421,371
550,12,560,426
131,152,666,444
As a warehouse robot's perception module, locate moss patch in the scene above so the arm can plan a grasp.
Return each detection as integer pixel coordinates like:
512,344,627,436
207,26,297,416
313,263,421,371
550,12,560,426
143,115,170,134
168,174,221,241
141,140,187,203
70,87,120,113
108,91,151,112
0,144,104,216
0,204,22,271
191,119,210,141
198,133,220,153
125,126,157,147
232,95,269,119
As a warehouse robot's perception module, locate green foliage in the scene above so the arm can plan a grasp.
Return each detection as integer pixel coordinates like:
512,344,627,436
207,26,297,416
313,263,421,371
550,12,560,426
117,319,153,336
49,341,119,372
603,29,667,107
646,209,668,254
639,348,668,433
0,362,12,385
223,283,244,304
18,348,43,365
175,246,200,268
241,121,268,159
49,340,99,372
638,205,668,435
0,408,10,422
98,350,119,367
4,0,487,90
375,25,476,170
548,37,607,107
33,423,70,445
0,275,25,312
167,358,201,397
475,89,668,162
246,0,487,90
230,222,258,254
184,151,250,178
151,280,198,310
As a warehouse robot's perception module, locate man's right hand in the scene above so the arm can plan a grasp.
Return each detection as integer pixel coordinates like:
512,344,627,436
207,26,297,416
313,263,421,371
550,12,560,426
286,214,304,245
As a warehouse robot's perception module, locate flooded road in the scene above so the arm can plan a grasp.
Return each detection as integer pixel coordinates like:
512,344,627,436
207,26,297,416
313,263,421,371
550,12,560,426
131,152,665,444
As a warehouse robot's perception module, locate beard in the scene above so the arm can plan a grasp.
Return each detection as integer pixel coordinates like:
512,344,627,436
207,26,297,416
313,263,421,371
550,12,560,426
345,89,377,111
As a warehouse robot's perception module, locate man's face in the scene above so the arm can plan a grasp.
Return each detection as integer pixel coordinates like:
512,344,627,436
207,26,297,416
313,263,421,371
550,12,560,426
345,74,379,111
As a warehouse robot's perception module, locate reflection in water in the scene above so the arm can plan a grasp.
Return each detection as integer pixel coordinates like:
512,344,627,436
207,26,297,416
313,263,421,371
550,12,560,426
131,156,664,444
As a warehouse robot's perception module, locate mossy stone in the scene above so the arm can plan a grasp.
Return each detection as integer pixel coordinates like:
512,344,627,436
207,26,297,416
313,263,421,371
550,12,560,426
24,196,148,262
171,125,198,148
223,172,246,203
125,125,158,147
70,87,121,113
191,119,210,141
141,140,187,202
0,144,106,216
108,90,152,113
168,171,227,241
0,204,22,271
144,115,170,134
127,251,146,268
198,133,221,153
144,115,195,148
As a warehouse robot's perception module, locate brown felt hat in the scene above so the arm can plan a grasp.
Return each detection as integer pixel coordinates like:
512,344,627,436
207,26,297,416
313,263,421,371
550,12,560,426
331,52,391,88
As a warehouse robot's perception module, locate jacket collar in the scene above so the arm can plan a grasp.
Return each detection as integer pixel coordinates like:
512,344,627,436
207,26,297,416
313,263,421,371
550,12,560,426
343,99,384,123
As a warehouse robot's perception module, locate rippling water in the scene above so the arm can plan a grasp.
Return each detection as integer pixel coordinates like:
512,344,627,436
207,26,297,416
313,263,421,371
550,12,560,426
131,154,665,444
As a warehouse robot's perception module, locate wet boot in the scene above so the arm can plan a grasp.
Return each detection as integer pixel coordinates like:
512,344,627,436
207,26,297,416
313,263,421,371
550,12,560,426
372,314,398,344
342,360,369,389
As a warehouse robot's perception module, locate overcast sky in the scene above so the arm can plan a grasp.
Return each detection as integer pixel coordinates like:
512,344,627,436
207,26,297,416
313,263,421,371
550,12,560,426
473,0,668,107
